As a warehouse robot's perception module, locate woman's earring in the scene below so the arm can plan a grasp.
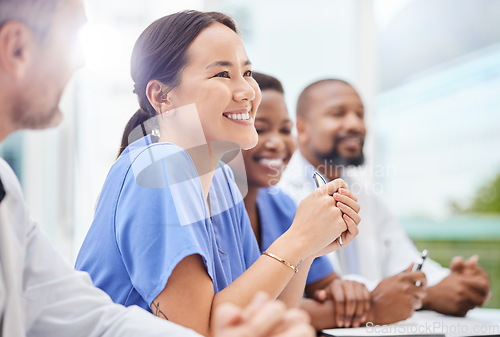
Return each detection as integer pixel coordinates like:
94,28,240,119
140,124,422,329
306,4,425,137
159,86,170,103
160,94,171,104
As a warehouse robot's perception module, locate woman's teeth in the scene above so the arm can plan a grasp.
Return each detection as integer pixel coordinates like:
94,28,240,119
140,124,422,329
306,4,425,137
224,112,250,120
258,158,284,167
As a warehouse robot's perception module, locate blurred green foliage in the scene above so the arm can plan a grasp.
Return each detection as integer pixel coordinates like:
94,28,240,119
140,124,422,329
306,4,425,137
467,173,500,213
450,173,500,214
413,239,500,309
411,173,500,309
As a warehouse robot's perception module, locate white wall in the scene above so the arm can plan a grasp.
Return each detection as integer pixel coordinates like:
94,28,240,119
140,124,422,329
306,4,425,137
375,44,500,218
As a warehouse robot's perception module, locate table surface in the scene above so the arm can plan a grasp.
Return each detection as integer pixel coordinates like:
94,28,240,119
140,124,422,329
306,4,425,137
322,308,500,337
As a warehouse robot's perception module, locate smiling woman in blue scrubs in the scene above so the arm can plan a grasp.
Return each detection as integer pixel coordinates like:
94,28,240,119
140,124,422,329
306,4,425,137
75,11,360,336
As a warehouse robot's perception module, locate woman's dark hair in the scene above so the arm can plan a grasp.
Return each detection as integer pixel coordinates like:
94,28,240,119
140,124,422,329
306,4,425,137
251,72,284,94
118,10,238,157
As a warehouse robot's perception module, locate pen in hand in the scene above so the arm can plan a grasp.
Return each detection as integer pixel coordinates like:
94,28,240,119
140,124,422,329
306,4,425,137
412,249,428,286
312,171,344,247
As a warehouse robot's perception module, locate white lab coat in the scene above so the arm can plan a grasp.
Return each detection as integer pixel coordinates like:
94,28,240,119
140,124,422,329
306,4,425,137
278,151,449,290
0,158,200,337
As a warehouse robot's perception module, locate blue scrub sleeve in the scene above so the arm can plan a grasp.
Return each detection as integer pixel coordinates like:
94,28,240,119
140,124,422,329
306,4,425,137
239,201,261,269
115,147,214,306
221,164,261,269
306,256,334,284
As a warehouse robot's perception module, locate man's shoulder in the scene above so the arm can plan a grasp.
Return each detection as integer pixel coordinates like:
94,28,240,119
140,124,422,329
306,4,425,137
0,158,31,243
343,170,386,202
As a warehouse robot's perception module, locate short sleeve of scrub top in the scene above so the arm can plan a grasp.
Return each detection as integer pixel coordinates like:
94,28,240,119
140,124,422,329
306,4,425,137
76,137,260,312
257,187,334,285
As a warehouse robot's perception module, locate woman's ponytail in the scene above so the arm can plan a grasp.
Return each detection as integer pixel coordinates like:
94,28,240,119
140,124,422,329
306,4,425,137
117,108,156,158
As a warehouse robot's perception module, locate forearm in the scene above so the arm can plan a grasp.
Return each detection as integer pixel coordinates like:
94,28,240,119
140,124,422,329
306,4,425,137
277,257,314,308
102,306,201,337
300,298,337,331
213,233,309,310
421,284,439,311
421,283,464,315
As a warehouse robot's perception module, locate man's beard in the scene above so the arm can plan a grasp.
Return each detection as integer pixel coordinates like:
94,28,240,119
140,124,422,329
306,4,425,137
12,94,62,130
314,135,365,168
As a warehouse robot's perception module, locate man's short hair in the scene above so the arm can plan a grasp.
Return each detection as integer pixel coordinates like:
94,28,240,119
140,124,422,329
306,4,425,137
252,72,285,94
0,0,62,43
296,78,352,119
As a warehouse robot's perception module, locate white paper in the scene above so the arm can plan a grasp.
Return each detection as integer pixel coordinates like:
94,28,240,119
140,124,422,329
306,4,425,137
322,309,500,337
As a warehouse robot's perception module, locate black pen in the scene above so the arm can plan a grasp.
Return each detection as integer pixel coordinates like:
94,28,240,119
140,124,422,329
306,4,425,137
312,171,344,247
413,249,428,271
412,249,428,286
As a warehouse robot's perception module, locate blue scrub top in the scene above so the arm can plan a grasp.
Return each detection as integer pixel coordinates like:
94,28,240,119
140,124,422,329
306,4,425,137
257,187,334,285
75,137,260,312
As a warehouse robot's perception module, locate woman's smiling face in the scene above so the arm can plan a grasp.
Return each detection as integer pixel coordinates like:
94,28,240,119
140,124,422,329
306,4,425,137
168,22,261,150
243,89,296,188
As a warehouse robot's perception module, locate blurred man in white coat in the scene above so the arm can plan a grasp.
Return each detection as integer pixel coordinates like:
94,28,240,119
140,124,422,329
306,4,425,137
279,78,491,319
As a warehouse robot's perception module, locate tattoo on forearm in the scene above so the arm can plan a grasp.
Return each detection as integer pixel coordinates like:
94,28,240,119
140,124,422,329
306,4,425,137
152,301,169,320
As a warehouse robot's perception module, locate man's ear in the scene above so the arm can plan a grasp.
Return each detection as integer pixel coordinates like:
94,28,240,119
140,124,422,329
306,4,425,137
296,116,309,145
0,21,34,80
146,80,174,114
